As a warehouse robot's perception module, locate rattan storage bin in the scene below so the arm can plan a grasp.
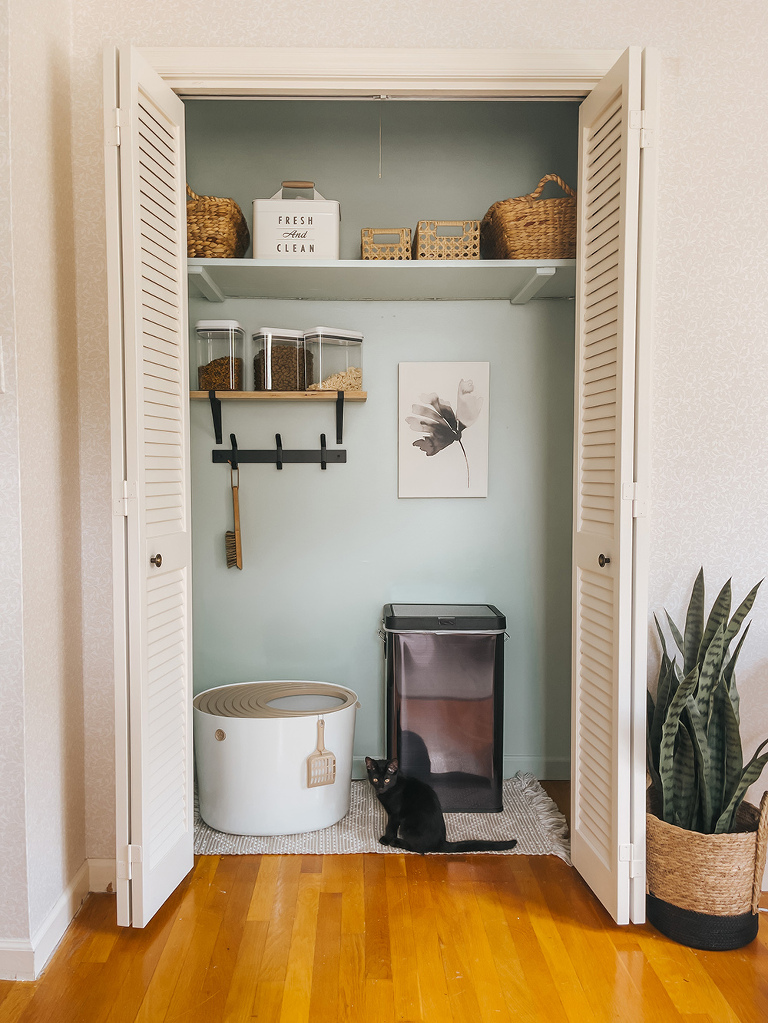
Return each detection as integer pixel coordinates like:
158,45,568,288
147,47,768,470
361,228,412,260
480,174,576,260
186,184,250,259
413,220,480,260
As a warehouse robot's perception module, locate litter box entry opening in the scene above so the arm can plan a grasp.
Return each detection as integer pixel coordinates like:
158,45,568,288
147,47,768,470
267,694,345,712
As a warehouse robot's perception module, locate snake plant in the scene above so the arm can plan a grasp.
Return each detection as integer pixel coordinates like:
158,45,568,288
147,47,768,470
647,569,768,834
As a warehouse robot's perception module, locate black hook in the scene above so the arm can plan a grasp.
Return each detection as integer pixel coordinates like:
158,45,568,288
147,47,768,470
275,433,283,470
209,390,223,445
229,433,239,470
320,433,327,470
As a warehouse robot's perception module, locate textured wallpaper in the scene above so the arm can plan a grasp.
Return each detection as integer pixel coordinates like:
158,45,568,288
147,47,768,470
8,0,87,937
0,0,31,943
67,0,768,860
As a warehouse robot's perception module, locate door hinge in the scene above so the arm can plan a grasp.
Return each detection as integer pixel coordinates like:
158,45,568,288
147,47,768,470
619,843,643,878
117,844,143,881
114,480,136,517
622,481,648,518
107,107,123,148
629,109,654,149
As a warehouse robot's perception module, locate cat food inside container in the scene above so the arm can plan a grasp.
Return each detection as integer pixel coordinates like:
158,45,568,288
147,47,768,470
196,320,244,391
305,326,363,391
253,327,312,391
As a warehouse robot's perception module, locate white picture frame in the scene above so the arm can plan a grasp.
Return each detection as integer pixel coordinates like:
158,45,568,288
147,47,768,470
398,362,489,498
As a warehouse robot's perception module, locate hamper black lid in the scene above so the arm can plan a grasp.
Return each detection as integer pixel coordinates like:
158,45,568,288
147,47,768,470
383,603,505,631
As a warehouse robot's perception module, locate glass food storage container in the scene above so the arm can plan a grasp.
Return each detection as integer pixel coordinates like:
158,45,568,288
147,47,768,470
196,320,245,391
252,327,308,391
304,326,363,391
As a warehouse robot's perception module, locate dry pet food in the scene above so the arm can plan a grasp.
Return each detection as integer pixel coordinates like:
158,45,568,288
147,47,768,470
198,357,243,391
254,348,314,391
308,367,363,392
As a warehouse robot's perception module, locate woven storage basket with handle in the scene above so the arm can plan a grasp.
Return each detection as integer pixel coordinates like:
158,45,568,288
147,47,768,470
645,791,768,950
480,174,576,260
186,184,250,259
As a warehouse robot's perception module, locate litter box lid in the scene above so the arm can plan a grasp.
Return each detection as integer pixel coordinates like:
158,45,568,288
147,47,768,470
193,680,358,719
383,603,505,632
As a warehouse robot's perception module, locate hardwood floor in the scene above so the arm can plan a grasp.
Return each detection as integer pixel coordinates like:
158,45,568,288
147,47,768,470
1,783,767,1022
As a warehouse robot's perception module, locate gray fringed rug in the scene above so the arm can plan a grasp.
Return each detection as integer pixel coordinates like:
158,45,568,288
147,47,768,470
194,772,570,863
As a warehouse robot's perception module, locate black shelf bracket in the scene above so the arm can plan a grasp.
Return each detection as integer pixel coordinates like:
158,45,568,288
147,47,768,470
212,434,346,468
209,390,223,445
336,390,345,445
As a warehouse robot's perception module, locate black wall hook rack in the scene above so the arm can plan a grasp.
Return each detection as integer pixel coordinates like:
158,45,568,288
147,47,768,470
205,390,348,445
212,433,346,468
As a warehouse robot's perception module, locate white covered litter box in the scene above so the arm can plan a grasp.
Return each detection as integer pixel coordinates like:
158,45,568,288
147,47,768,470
193,680,359,836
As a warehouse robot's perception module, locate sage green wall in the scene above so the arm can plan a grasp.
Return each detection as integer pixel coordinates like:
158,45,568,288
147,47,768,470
186,100,577,778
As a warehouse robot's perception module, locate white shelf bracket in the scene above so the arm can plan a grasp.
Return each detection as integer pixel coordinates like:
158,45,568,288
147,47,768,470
188,264,225,302
509,266,556,305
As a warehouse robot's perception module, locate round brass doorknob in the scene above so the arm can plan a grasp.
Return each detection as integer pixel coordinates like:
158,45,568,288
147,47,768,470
150,554,163,567
598,554,611,568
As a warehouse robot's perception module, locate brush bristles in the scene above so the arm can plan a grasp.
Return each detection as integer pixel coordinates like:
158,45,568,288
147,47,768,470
225,530,240,569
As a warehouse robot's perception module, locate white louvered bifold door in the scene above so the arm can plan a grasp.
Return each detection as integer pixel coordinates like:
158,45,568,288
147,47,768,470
112,46,193,928
571,47,642,926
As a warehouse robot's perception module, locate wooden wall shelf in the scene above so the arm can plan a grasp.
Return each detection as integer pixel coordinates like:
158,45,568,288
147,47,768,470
190,390,367,401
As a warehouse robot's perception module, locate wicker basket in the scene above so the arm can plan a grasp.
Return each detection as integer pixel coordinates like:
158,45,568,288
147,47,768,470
480,174,576,260
361,228,412,260
186,185,250,259
646,791,768,950
413,220,480,261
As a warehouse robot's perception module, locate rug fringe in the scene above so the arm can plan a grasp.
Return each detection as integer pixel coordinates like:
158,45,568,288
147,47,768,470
513,772,571,864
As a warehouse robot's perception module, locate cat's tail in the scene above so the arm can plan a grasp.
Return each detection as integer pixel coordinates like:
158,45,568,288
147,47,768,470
441,839,517,853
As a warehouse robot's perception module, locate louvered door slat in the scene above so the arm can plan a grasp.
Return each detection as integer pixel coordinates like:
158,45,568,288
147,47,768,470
572,47,642,925
117,46,192,928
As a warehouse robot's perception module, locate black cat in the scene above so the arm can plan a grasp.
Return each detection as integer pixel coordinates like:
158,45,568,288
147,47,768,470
365,757,517,854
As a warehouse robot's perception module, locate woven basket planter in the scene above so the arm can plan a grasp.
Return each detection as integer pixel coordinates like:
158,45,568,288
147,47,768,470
186,185,250,259
646,791,768,950
480,173,576,260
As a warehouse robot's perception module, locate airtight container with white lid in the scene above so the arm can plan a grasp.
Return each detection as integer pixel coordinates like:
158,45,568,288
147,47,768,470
195,320,245,391
304,326,363,392
252,327,308,391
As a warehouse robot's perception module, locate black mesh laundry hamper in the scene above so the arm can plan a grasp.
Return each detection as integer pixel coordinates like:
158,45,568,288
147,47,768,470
383,603,506,812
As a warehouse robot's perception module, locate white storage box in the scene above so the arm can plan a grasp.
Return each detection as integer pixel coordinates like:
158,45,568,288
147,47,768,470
252,180,340,260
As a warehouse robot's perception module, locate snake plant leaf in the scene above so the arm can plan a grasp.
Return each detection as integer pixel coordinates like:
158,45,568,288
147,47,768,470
722,622,751,727
718,678,743,815
659,667,699,824
714,739,768,834
664,610,685,659
723,579,762,650
695,624,725,725
685,695,712,831
650,656,677,775
654,613,669,660
684,568,705,675
673,722,697,830
697,578,731,665
647,692,662,793
704,686,730,830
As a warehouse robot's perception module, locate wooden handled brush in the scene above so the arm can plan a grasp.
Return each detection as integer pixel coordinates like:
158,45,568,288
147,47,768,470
226,464,242,569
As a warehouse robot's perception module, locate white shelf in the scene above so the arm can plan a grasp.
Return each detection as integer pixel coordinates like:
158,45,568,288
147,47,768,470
187,258,576,305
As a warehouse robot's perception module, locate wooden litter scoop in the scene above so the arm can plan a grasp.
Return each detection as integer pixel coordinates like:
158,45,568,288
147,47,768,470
307,717,336,787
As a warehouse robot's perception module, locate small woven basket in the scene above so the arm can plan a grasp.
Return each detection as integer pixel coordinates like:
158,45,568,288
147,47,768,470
646,791,768,950
480,174,576,260
361,228,412,260
413,220,480,261
186,185,250,259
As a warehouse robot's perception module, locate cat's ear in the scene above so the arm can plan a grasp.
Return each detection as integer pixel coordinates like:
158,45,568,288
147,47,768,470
364,757,373,769
387,759,398,773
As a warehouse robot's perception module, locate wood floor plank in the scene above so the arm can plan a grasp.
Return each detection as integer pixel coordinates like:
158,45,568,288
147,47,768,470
340,854,365,935
338,933,365,1023
363,855,391,981
220,920,269,1023
307,892,342,1023
364,979,395,1023
277,874,322,1023
403,857,453,1023
255,857,303,986
384,874,422,1022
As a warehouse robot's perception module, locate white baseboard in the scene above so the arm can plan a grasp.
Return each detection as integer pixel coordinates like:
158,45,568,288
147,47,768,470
352,755,570,781
0,861,90,981
88,858,117,894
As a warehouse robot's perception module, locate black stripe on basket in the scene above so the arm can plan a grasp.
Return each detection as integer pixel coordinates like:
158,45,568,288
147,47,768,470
646,894,760,951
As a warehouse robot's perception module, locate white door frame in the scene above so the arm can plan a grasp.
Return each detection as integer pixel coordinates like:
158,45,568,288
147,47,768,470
134,46,654,922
